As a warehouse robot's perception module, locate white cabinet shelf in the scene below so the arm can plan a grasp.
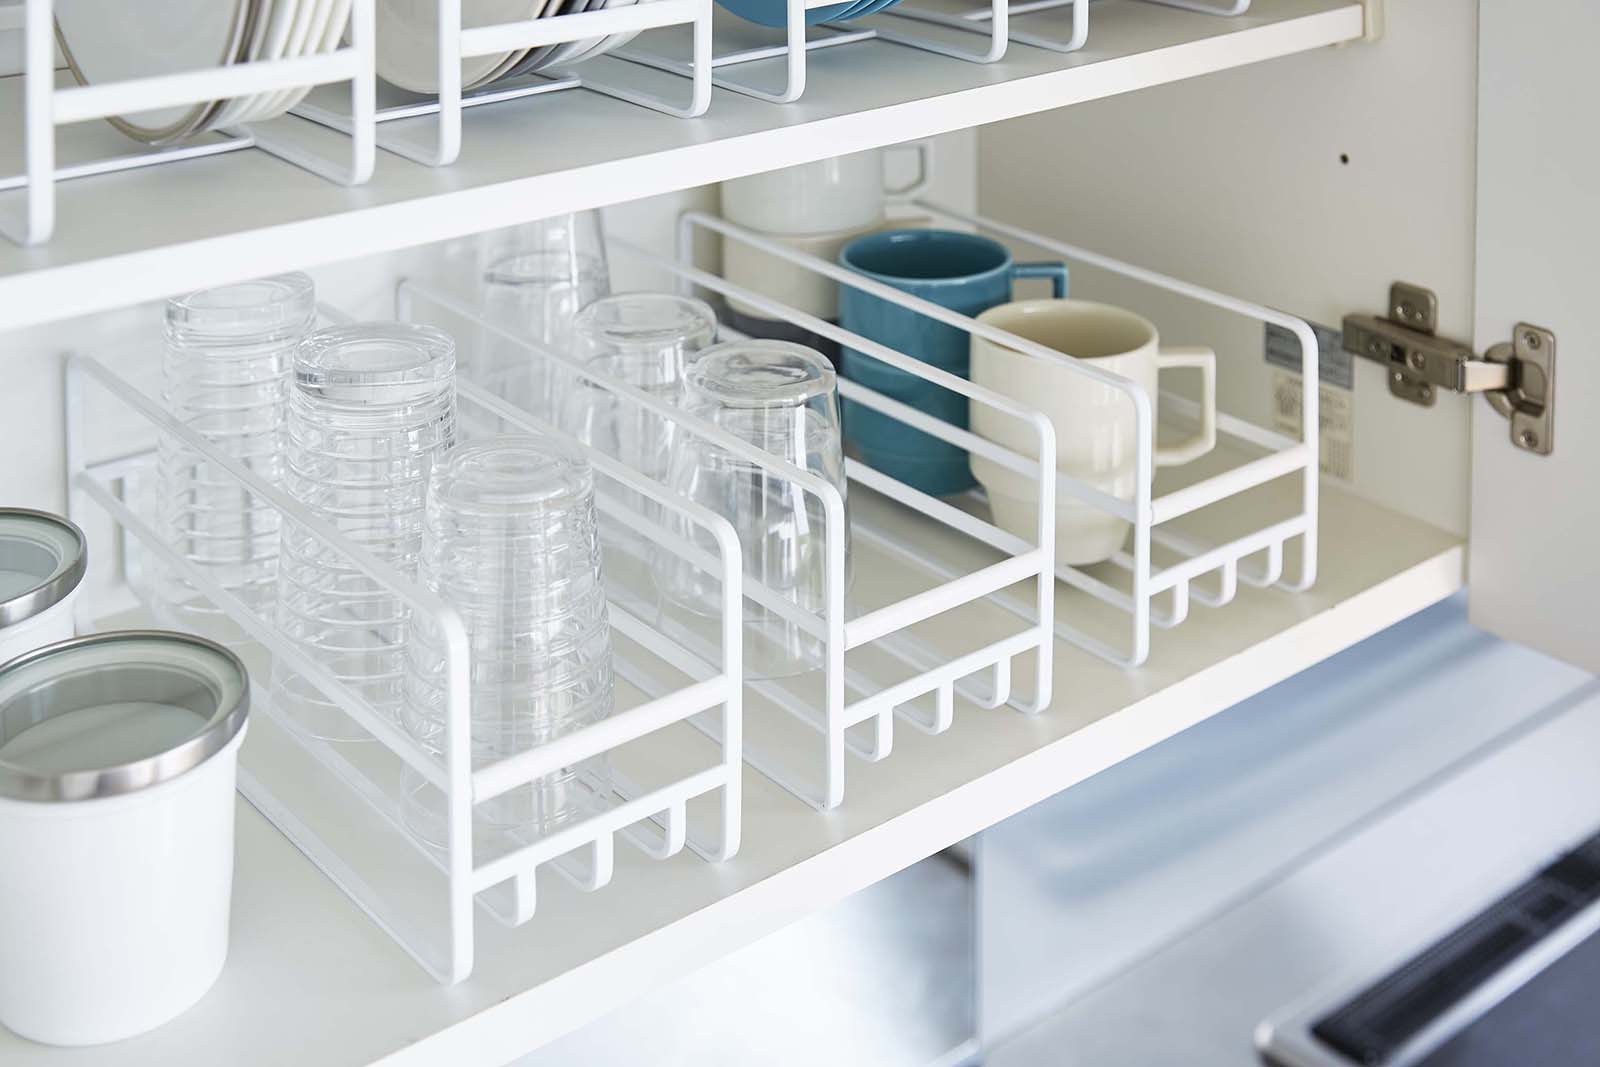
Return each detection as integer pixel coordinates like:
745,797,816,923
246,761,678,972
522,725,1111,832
0,480,1459,1067
0,0,1362,331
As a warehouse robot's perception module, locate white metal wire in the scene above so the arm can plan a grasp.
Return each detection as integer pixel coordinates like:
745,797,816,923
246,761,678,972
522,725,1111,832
673,205,1317,671
0,0,377,246
615,0,1252,103
397,273,1057,811
292,0,713,167
65,345,743,986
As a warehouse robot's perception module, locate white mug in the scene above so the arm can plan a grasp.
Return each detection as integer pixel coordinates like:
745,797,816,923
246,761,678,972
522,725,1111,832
723,217,927,322
969,299,1217,565
719,144,929,236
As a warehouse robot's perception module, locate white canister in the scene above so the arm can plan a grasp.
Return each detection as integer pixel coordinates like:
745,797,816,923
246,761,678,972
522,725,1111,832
0,509,87,663
0,631,250,1046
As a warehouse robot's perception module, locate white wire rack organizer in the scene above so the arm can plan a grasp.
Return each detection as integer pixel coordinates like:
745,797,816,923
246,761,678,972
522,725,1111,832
397,274,1057,812
675,205,1318,670
0,0,376,246
63,340,744,985
291,0,712,167
614,0,1249,104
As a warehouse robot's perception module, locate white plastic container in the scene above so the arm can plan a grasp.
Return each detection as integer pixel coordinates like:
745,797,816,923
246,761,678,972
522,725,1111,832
0,509,87,663
0,631,250,1046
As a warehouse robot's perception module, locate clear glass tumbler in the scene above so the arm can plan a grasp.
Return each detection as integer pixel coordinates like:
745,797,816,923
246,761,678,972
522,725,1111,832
156,273,314,643
656,340,852,679
398,434,615,856
469,211,611,421
560,292,718,544
272,323,458,742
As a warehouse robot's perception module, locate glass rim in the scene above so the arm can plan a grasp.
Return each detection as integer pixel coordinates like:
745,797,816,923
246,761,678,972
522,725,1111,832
166,272,316,337
573,292,718,349
296,322,457,387
686,339,836,409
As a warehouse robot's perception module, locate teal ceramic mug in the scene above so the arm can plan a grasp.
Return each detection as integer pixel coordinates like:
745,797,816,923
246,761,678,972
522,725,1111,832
837,229,1067,496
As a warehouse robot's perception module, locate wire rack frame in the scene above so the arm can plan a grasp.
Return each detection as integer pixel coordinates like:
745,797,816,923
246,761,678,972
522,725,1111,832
888,0,1248,57
614,0,1251,104
292,0,712,167
675,206,1318,670
396,274,1058,812
0,0,376,246
64,346,743,986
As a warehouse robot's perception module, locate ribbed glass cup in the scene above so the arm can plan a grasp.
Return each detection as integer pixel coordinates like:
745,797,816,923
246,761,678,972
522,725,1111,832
156,273,314,644
399,434,614,855
469,212,612,422
655,340,852,679
271,323,458,742
560,292,718,544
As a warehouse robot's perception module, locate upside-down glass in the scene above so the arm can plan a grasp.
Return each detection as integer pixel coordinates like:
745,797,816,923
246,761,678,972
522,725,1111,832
469,211,611,421
560,293,718,544
655,340,851,679
156,273,314,643
272,323,458,742
399,435,615,856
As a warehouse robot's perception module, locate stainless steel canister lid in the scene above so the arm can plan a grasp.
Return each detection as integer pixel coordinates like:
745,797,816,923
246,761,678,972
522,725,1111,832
0,631,249,802
0,509,87,629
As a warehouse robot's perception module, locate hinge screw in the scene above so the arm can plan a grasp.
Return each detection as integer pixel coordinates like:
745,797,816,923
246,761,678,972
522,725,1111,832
1419,384,1434,402
1407,350,1426,371
1518,429,1538,449
1522,330,1542,350
1391,370,1404,384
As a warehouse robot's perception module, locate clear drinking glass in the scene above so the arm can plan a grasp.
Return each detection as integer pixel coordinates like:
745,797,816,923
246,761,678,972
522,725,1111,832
398,434,615,856
156,273,314,644
560,292,718,544
272,323,458,742
469,211,611,421
655,340,851,679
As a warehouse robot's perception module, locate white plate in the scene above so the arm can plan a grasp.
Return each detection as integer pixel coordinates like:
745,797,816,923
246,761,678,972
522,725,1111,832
376,0,545,94
254,0,353,123
542,0,640,72
56,0,255,144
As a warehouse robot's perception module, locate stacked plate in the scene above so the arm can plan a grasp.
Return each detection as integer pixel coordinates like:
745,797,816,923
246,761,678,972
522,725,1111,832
714,0,905,28
375,0,641,93
56,0,355,146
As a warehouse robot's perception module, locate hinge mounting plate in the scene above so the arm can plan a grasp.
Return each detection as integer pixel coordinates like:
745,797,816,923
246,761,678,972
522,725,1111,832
1342,282,1556,456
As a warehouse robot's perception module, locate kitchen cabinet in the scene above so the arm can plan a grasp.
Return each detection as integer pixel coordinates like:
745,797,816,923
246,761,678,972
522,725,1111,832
0,0,1592,1062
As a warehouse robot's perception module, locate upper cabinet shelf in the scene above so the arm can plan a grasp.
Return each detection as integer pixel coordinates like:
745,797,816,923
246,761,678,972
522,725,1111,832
0,0,1362,330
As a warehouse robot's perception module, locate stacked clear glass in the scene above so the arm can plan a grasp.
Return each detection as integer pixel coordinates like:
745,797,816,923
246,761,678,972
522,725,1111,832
157,273,314,644
656,340,852,679
272,323,458,742
560,292,718,546
470,211,611,421
399,435,615,855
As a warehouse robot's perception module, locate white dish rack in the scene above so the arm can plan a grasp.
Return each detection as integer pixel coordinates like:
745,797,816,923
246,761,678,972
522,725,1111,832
398,277,1059,812
1,0,376,246
615,0,1252,105
672,203,1319,669
0,0,710,242
64,346,744,985
291,0,713,167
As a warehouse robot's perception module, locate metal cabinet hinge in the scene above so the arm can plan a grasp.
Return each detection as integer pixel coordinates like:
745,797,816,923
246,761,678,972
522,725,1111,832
1342,282,1556,456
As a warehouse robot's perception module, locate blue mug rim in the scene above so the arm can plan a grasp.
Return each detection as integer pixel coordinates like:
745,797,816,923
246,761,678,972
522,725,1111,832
839,228,1014,288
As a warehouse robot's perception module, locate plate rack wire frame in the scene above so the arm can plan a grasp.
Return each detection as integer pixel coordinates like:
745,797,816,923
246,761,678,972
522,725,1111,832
64,348,744,985
614,0,1250,104
887,0,1249,57
673,205,1318,670
290,0,713,167
0,0,377,246
396,275,1059,813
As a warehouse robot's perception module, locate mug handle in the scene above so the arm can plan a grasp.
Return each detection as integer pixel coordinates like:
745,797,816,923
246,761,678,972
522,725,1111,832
884,141,931,199
1153,346,1217,467
1011,261,1069,298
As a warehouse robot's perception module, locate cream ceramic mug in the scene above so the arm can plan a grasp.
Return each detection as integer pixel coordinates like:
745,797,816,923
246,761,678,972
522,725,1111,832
969,299,1217,565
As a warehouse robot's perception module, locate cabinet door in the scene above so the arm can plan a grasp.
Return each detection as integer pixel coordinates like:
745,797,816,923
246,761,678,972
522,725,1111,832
1470,0,1600,673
